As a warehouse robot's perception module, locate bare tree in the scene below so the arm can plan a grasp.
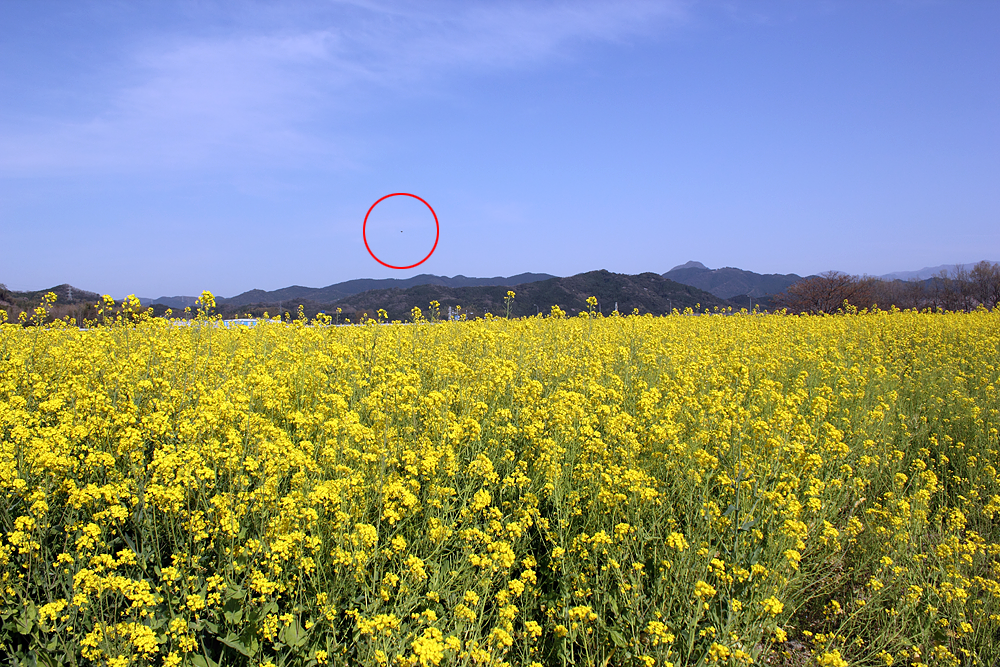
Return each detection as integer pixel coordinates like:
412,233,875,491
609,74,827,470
888,278,928,310
929,269,953,311
772,264,1000,314
969,261,1000,309
952,264,975,311
774,271,880,314
854,262,1000,313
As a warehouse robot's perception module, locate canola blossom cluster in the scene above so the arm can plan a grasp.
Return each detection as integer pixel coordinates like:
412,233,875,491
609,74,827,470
1,297,999,666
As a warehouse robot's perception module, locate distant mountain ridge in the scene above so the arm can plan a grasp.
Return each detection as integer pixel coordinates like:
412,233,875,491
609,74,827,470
334,270,733,321
663,262,805,300
141,273,556,308
1,283,100,305
9,262,996,315
878,262,1000,282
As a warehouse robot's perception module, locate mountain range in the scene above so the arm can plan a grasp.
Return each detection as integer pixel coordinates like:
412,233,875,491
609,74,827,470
662,261,806,300
1,283,100,306
333,270,732,321
877,262,1000,282
141,273,556,309
123,271,734,322
140,263,803,310
7,260,996,320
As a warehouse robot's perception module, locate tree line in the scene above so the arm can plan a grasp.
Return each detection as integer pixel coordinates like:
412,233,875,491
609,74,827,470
774,261,1000,314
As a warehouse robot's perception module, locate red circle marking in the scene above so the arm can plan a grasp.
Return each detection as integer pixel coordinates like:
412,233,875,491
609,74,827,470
363,193,439,269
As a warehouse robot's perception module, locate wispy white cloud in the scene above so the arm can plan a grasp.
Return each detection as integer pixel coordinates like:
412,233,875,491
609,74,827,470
344,0,684,74
0,1,686,174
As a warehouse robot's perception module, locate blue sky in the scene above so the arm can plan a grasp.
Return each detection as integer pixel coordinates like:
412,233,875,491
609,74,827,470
1,0,997,298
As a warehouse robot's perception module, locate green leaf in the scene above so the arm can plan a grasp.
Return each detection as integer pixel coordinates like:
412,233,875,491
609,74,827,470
723,503,737,517
608,628,628,648
38,649,63,667
14,611,34,635
238,626,261,657
282,620,307,648
219,633,256,658
225,585,246,601
191,654,219,667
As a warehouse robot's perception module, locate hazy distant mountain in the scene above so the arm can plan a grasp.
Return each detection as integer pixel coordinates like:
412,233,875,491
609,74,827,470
142,273,558,308
663,262,804,300
3,283,100,305
137,295,201,309
334,270,734,321
878,262,1000,282
669,261,709,272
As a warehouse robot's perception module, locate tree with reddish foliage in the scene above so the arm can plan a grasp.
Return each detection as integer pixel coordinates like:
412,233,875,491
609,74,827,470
774,271,879,314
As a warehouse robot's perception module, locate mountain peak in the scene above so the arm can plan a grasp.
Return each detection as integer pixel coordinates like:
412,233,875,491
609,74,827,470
662,264,804,300
669,261,709,272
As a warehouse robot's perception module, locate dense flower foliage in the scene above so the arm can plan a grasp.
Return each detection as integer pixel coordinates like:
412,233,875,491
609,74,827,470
1,300,999,666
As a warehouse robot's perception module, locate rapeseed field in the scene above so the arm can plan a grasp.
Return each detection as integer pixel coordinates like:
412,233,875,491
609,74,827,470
1,296,999,666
